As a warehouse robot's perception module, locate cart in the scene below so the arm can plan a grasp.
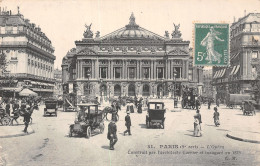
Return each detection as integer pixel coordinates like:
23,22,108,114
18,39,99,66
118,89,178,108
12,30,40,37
242,100,256,116
69,104,105,138
146,102,166,129
44,100,58,117
226,94,251,109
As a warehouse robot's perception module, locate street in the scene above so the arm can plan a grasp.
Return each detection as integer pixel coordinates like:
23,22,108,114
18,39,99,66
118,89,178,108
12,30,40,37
0,101,260,166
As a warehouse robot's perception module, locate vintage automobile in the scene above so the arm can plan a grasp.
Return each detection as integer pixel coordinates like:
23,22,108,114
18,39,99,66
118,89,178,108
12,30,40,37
146,102,166,129
44,99,58,117
242,100,256,116
69,104,105,138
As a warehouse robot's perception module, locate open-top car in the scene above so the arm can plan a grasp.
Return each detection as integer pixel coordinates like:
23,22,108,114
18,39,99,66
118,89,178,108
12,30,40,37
44,99,58,117
69,104,105,138
146,102,166,129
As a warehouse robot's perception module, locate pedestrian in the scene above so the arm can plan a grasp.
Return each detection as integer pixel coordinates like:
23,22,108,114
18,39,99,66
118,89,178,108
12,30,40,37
195,99,200,110
5,100,11,116
216,98,220,107
23,106,32,133
208,99,211,109
107,117,118,150
213,107,220,126
194,109,202,137
11,99,20,125
111,104,118,122
137,102,142,113
124,112,131,136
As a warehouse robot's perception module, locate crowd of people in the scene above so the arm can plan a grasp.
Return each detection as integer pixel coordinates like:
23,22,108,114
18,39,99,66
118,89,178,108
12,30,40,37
0,96,40,133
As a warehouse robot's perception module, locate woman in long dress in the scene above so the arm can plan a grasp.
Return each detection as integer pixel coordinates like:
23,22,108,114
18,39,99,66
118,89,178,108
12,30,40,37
201,27,225,64
194,110,202,137
213,107,220,126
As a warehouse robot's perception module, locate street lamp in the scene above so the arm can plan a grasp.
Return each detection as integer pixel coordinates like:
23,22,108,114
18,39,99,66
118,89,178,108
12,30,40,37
173,68,177,99
86,69,91,95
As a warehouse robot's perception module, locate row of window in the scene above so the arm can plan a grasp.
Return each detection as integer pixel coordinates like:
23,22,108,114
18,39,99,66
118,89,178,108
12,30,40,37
231,23,260,37
83,67,182,79
28,59,53,72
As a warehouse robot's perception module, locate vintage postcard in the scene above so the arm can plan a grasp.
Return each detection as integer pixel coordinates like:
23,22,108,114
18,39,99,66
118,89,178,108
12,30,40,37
0,0,260,166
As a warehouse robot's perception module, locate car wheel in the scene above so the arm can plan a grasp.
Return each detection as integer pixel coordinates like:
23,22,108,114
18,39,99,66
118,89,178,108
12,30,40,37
146,121,150,128
99,122,105,134
86,126,91,139
69,128,73,137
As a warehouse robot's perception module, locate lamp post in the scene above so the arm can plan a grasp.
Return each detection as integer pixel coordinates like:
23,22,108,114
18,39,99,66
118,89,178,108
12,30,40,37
173,68,177,99
86,69,91,96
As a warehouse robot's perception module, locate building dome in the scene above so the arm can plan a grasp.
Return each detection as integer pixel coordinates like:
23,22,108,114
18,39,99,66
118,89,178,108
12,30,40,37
100,13,165,40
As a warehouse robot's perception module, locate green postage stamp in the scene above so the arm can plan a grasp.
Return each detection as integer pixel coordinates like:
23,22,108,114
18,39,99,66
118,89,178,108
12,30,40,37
194,23,229,66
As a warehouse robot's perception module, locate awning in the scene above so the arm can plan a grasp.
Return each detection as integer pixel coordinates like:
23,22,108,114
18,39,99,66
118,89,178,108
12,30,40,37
233,65,240,75
230,66,237,75
0,87,22,92
220,69,226,78
216,70,222,78
48,83,54,87
231,52,240,60
213,71,219,78
19,88,38,96
31,81,37,85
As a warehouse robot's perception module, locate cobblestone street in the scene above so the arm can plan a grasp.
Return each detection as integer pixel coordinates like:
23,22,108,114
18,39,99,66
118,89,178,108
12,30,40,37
0,101,260,166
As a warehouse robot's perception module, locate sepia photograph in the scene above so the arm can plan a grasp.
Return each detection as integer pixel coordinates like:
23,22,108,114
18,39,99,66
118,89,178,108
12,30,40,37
0,0,260,165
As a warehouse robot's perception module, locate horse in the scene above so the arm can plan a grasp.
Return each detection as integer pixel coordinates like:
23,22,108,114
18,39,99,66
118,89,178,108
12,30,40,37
9,102,39,126
103,105,119,121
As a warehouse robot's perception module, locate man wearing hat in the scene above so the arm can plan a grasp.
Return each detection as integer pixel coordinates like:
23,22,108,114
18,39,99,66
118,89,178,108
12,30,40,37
107,117,118,150
23,105,32,133
124,111,131,136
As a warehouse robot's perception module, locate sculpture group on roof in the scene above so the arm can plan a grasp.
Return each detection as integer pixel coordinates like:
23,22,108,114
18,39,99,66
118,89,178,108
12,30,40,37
83,23,93,38
172,23,182,38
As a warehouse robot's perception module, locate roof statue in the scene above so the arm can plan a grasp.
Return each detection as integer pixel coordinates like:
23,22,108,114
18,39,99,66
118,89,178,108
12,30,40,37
164,31,169,38
129,12,136,25
83,23,93,38
171,23,182,39
125,12,139,29
95,31,100,38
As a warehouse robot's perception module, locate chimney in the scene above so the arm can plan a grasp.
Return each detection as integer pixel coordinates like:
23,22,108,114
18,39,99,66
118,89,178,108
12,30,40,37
0,7,1,15
244,10,246,16
233,16,236,22
10,10,11,15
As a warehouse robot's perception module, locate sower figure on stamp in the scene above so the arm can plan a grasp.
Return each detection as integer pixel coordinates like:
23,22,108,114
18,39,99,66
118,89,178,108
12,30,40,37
107,117,118,150
124,111,131,136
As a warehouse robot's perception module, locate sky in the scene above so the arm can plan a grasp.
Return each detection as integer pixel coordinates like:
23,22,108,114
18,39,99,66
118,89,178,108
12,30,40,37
1,0,260,69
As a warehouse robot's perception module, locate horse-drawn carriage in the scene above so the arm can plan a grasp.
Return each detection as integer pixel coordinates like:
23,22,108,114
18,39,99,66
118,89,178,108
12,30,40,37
44,99,58,117
69,104,105,138
182,89,196,109
146,102,166,129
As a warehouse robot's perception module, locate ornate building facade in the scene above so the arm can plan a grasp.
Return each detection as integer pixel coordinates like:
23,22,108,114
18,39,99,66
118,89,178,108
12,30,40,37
62,14,203,101
212,13,260,101
0,8,56,98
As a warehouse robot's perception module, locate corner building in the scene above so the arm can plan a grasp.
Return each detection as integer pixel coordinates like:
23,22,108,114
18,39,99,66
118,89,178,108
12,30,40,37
62,14,201,100
0,8,55,98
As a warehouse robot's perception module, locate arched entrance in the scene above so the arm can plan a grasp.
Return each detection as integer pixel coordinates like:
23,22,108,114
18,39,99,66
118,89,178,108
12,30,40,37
114,84,121,96
128,84,135,96
143,84,150,96
157,84,163,98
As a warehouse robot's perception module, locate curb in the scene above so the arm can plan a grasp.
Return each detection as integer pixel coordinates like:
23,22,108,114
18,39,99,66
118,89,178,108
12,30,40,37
0,129,35,138
226,133,260,144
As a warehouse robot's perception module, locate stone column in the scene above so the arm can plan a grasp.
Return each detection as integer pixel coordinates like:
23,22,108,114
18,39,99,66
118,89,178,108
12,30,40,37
122,60,125,80
95,59,99,79
151,60,154,79
137,61,139,80
108,61,111,79
154,61,157,79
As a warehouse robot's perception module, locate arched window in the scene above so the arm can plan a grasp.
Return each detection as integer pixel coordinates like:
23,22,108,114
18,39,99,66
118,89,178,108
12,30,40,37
128,84,135,96
143,84,150,96
114,84,121,96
